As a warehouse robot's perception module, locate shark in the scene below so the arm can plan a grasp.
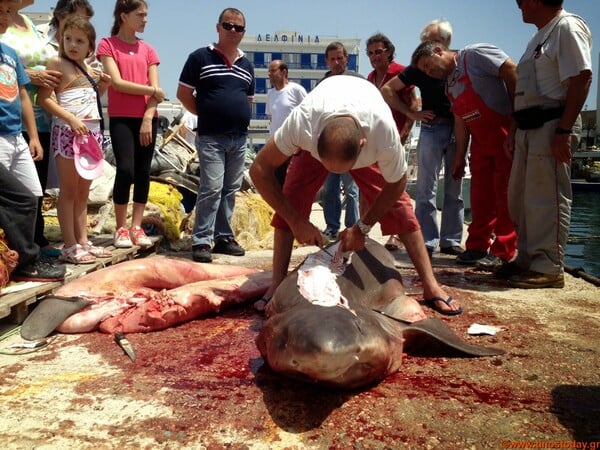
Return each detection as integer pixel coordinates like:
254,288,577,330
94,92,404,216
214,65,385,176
256,239,503,389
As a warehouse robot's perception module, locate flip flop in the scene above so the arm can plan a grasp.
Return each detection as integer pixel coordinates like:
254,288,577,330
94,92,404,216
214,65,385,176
20,295,92,340
384,235,401,251
423,296,463,316
1,338,53,355
253,294,272,312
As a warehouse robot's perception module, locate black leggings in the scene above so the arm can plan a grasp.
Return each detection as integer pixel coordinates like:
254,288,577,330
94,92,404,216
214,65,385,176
109,117,157,205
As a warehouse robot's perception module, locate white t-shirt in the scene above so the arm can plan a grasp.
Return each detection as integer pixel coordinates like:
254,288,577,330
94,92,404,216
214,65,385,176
522,11,592,101
266,82,307,135
274,75,406,183
180,111,198,147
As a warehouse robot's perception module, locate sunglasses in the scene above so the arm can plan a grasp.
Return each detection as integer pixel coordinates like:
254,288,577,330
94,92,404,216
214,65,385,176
367,48,387,56
221,22,245,33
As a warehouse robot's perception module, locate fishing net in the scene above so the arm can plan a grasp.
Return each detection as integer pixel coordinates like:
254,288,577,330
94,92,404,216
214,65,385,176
230,192,275,250
143,182,184,241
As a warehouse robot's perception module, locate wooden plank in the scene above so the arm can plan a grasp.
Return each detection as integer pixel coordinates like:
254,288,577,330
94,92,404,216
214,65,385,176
0,235,161,323
0,281,63,321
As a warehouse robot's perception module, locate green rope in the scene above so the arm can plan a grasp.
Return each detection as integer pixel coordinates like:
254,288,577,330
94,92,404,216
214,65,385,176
0,325,21,342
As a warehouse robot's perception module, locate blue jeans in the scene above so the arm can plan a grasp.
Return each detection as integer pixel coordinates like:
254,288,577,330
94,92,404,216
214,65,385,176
322,172,359,231
414,122,464,249
192,134,248,247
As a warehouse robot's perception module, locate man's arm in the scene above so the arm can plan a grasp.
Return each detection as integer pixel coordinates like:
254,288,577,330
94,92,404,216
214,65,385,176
176,84,197,115
340,175,406,252
381,77,411,116
20,86,43,161
498,58,518,104
25,68,62,91
382,76,435,122
553,70,592,163
250,139,323,246
249,139,290,215
451,114,470,179
399,88,418,144
498,58,518,159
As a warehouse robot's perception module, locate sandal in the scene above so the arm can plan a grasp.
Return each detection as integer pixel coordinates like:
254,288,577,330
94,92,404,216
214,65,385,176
59,244,96,264
385,235,402,251
253,294,273,312
423,296,463,316
83,242,112,258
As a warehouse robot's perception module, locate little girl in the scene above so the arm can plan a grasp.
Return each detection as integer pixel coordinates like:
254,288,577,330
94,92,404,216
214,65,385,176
38,16,112,264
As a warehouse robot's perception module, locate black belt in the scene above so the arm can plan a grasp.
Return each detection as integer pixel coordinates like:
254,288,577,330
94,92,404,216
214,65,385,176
513,106,564,130
421,116,454,126
429,116,454,125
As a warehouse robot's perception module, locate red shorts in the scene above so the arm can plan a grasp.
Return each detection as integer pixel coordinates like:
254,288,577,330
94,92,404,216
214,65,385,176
271,150,420,235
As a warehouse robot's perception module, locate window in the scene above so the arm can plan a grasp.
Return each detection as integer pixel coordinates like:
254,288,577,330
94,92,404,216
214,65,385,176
256,78,267,94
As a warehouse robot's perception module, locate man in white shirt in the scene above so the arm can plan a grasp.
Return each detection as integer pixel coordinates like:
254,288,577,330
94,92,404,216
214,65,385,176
265,60,306,185
267,60,306,135
179,110,198,148
501,0,592,288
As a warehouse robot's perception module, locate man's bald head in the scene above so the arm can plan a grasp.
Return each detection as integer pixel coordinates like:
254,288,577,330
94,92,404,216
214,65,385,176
317,117,362,173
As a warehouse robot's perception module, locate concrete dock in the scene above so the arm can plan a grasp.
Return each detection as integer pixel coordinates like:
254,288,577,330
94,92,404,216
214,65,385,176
0,203,598,449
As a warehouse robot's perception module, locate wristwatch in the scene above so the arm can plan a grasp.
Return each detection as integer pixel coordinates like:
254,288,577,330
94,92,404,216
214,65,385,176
555,127,572,135
355,219,372,235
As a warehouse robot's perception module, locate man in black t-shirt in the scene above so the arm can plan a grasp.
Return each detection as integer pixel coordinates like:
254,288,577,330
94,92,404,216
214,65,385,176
381,19,466,262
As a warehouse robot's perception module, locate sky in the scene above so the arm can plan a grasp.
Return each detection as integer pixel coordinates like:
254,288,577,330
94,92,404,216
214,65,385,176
23,0,600,109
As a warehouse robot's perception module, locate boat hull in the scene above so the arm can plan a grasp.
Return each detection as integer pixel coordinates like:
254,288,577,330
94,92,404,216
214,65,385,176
571,179,600,193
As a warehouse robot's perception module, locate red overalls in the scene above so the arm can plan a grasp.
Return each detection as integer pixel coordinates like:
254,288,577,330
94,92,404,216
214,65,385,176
447,55,517,261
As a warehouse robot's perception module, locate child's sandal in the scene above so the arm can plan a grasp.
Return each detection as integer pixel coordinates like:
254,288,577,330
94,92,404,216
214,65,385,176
83,242,112,258
59,244,96,264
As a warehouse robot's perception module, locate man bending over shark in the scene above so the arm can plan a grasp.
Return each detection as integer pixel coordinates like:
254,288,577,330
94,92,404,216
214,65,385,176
250,75,461,316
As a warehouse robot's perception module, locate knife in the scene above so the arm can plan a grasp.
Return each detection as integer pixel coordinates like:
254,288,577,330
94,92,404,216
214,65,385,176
321,245,348,273
114,333,137,361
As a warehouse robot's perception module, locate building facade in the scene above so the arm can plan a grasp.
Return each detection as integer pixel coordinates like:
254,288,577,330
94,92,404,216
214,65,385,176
241,31,361,134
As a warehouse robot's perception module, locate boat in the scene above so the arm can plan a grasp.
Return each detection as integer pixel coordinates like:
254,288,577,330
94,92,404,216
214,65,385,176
571,150,600,192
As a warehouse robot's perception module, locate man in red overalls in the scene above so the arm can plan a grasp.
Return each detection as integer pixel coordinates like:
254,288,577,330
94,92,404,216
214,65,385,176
411,41,518,270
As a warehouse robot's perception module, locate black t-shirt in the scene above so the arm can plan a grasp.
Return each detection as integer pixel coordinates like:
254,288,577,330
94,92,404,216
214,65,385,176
398,65,453,119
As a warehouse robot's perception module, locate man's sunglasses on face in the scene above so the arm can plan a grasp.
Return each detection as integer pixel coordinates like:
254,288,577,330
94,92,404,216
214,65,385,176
221,22,245,33
367,48,387,56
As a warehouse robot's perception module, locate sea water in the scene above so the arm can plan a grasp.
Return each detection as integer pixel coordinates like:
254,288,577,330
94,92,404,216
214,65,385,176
566,191,600,278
